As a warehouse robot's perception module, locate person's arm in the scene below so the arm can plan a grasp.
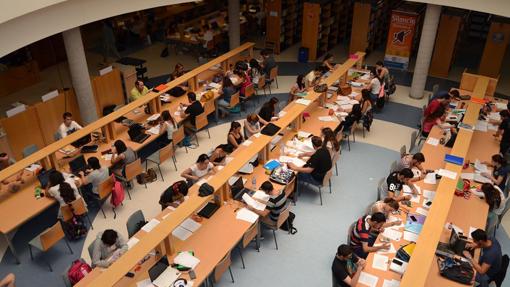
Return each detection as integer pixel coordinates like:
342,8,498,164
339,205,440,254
361,241,389,253
111,153,125,165
181,167,199,181
228,134,239,148
0,273,15,287
92,240,110,268
73,121,83,130
59,124,67,138
463,251,491,275
298,151,314,158
481,171,503,186
116,234,128,254
346,259,366,286
404,180,419,195
288,162,313,174
257,115,269,126
244,121,258,135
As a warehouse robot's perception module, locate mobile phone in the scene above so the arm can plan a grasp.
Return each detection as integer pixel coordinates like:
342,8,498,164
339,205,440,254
425,201,432,207
392,259,403,266
125,272,135,278
410,215,417,222
189,270,196,280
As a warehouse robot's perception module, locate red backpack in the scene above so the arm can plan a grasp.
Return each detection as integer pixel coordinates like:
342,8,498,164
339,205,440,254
68,259,92,285
110,175,125,207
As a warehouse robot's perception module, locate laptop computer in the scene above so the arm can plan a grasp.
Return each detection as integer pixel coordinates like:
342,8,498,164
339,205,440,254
80,145,98,153
128,124,150,144
436,229,473,258
37,168,56,188
69,155,87,175
197,202,219,219
148,256,181,287
230,176,255,201
71,134,92,148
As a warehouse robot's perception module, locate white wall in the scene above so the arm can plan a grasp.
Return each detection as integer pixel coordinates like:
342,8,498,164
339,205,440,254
0,0,193,57
408,0,510,18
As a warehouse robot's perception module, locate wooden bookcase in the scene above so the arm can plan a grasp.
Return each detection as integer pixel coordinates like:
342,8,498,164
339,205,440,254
266,0,304,54
301,0,354,61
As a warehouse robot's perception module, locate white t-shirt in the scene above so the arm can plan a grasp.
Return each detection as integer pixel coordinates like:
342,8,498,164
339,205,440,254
494,186,507,216
59,121,82,138
202,30,214,48
305,71,316,87
48,179,81,206
370,78,381,95
190,163,214,178
164,121,176,140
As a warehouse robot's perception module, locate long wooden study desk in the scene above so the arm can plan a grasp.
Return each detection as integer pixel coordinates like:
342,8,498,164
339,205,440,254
358,75,499,287
76,52,366,286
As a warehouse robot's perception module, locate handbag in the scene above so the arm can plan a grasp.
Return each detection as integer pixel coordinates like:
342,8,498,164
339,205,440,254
437,257,474,285
313,83,328,93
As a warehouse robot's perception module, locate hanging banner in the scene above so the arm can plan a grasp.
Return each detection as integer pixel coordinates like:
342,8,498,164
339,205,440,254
384,11,418,70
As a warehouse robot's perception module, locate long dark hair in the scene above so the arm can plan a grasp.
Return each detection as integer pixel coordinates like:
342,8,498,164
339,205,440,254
296,75,305,90
161,110,176,128
48,170,65,188
322,127,339,152
371,68,382,85
59,182,76,204
481,183,501,211
229,121,241,133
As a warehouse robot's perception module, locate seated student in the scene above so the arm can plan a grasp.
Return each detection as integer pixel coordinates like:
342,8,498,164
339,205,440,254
383,168,416,201
430,88,459,103
209,144,233,166
332,244,366,287
244,114,262,138
396,153,426,182
365,68,383,103
349,212,389,259
79,157,109,200
46,170,80,207
235,67,252,99
463,229,502,287
91,229,128,268
304,65,323,88
0,273,15,287
481,154,509,191
0,153,24,189
481,183,506,216
260,49,276,76
375,61,390,88
360,89,373,115
180,92,204,138
167,63,188,97
130,80,149,102
181,154,214,186
159,180,188,210
218,76,237,117
334,104,363,136
110,140,137,176
288,75,306,103
424,93,451,117
58,112,82,139
494,110,510,156
252,181,288,224
422,106,453,137
288,136,332,188
249,59,263,84
322,53,335,72
158,110,177,146
368,198,402,228
227,121,244,149
200,24,214,50
258,97,279,123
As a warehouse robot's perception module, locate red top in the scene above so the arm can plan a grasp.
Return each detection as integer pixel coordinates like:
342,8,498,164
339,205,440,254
424,99,441,118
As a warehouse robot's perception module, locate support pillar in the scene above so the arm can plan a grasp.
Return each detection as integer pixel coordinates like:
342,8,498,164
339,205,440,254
409,4,441,99
62,27,98,124
228,0,240,49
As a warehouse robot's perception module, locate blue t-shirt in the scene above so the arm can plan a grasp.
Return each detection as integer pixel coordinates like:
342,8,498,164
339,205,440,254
493,166,509,191
480,239,502,278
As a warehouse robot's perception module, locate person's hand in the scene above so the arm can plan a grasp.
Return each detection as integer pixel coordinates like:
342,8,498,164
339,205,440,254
392,220,402,226
463,250,473,261
297,153,304,158
380,243,390,250
357,259,366,268
465,242,477,250
404,195,412,201
287,162,297,170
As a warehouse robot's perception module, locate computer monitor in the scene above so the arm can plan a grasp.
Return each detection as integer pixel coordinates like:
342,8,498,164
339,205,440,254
230,177,244,199
69,155,87,174
71,134,92,148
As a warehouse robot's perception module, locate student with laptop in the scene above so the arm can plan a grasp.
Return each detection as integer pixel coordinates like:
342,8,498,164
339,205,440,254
349,212,389,259
78,157,109,201
180,92,204,138
227,121,244,149
463,229,502,287
91,229,128,268
180,154,215,187
130,80,149,102
157,110,177,146
58,112,82,139
383,168,416,201
110,140,137,176
332,244,366,287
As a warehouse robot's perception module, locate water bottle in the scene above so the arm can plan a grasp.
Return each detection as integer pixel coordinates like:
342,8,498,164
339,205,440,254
252,177,257,189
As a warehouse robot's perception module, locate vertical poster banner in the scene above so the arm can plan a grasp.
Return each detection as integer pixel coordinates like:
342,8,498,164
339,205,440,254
384,11,418,70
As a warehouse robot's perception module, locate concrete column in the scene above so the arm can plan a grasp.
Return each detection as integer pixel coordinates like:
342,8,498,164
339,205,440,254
62,27,98,124
409,4,441,99
228,0,241,49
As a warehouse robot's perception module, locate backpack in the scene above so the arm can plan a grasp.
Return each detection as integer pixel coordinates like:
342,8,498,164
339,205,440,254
279,211,297,234
437,257,474,285
63,215,87,241
110,175,125,208
68,259,92,285
362,110,374,132
136,168,158,185
386,75,396,96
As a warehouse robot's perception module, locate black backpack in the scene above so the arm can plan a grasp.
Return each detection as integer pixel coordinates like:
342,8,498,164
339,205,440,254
437,257,474,285
63,215,87,240
386,75,396,96
279,211,297,234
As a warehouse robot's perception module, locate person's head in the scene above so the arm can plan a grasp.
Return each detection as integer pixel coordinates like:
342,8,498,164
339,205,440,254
428,105,446,120
375,61,384,69
351,104,362,117
134,80,144,92
187,92,197,102
311,136,323,150
59,181,76,204
264,97,279,112
223,76,234,88
101,229,119,246
63,112,73,126
336,244,354,260
471,229,490,246
48,170,65,187
369,212,386,230
398,168,414,181
323,53,333,63
314,65,323,76
247,113,259,125
229,121,241,133
87,156,101,170
500,110,510,120
383,198,399,213
438,93,451,102
449,89,459,99
491,154,506,168
113,140,127,154
411,153,425,166
161,110,176,127
216,144,233,154
196,154,210,168
174,63,184,73
321,127,339,151
296,74,305,88
260,181,274,194
260,49,271,58
481,183,500,211
249,59,260,70
361,89,371,102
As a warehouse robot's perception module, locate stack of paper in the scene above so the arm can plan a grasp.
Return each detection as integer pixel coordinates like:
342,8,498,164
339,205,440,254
426,137,439,146
127,237,139,250
424,173,437,184
252,191,270,202
318,116,338,122
382,229,402,241
372,254,389,271
236,208,259,223
147,126,160,135
242,194,266,211
296,99,311,106
489,112,501,121
475,121,488,132
172,226,193,241
474,160,489,173
358,272,379,287
174,252,200,269
438,169,457,179
279,156,306,167
141,219,160,232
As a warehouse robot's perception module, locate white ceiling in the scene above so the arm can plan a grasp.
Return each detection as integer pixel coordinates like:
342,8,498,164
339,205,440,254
408,0,510,18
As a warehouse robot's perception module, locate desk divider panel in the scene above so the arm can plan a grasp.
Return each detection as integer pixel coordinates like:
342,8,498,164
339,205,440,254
92,68,124,117
460,70,498,97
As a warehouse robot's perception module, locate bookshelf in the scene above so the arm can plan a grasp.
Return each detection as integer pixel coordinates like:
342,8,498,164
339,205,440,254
266,0,304,54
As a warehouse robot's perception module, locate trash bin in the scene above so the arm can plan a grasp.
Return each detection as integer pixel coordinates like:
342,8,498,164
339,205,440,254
298,47,309,63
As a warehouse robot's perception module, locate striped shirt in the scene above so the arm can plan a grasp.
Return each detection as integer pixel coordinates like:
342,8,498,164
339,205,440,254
266,191,287,222
350,216,371,249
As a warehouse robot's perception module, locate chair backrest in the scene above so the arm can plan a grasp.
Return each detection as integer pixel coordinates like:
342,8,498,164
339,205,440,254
214,251,232,283
194,113,209,130
322,168,334,187
377,177,387,201
125,158,143,181
410,131,417,153
347,222,355,246
61,198,89,221
87,240,95,261
172,126,185,146
23,144,38,158
126,210,146,238
389,160,398,174
98,177,114,200
54,132,62,142
257,75,266,89
203,99,215,115
276,207,290,229
269,66,278,81
229,92,240,107
242,221,258,248
159,144,174,163
40,221,66,251
244,84,255,99
400,145,407,157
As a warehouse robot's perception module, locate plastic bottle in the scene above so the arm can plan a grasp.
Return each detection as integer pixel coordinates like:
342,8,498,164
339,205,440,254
252,177,257,189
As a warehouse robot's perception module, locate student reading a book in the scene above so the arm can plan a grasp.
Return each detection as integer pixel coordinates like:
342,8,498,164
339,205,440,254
288,75,306,103
482,154,509,191
91,229,128,268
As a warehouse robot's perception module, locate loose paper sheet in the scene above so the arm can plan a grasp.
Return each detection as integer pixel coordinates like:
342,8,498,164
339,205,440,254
426,137,439,146
236,208,258,223
174,252,200,269
437,169,457,179
127,237,139,250
172,226,193,241
141,219,160,232
424,173,437,185
403,231,419,242
372,254,389,271
242,194,266,211
358,272,379,287
382,229,402,241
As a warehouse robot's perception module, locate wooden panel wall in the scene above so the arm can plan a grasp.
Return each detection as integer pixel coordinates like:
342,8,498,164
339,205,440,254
429,15,461,78
0,61,40,98
301,2,321,61
479,22,510,78
349,2,371,55
460,70,498,97
1,107,46,160
92,68,124,117
265,0,282,54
